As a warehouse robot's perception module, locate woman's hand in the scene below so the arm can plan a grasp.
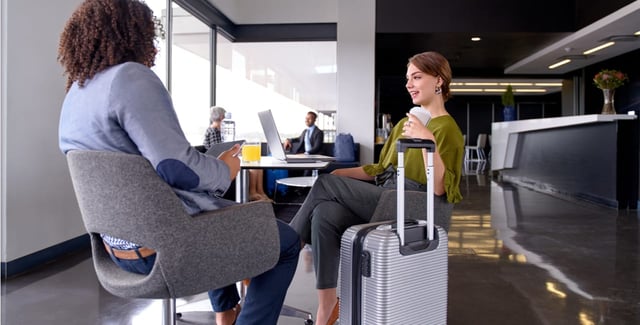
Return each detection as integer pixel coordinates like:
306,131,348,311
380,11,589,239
402,113,447,195
218,144,241,180
402,112,434,140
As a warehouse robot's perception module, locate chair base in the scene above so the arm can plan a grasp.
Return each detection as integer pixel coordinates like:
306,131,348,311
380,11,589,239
173,303,314,324
175,287,315,324
176,310,216,324
281,304,314,324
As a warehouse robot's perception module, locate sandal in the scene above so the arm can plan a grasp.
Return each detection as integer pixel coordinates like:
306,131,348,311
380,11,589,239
327,299,339,325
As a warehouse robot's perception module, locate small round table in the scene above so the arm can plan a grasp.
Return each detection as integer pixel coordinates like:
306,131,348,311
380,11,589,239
274,176,317,205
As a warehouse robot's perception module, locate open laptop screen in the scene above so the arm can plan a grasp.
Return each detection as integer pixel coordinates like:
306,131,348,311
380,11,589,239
257,109,289,161
257,109,335,163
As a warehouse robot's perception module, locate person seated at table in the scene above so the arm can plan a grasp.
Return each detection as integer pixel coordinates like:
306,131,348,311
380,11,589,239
203,106,270,202
57,1,300,324
284,111,324,154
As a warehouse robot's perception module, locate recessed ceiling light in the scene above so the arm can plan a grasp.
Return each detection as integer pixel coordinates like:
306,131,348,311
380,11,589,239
583,41,615,55
451,88,483,92
535,83,563,86
548,59,571,69
471,37,481,42
600,35,638,42
482,89,505,93
499,82,533,86
515,89,546,93
451,79,563,95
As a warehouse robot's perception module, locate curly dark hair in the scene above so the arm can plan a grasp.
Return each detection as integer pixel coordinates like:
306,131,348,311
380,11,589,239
58,0,157,91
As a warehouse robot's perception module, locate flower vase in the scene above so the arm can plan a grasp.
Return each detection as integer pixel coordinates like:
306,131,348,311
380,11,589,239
601,88,616,114
503,106,516,121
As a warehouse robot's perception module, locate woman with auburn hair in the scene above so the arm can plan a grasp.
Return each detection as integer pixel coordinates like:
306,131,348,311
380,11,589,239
289,51,464,324
58,1,300,324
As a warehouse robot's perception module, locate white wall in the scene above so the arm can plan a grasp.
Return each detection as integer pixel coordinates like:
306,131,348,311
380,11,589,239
1,0,84,262
337,0,376,164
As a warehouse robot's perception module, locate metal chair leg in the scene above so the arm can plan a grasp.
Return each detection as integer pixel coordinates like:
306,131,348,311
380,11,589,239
162,298,177,325
281,304,314,324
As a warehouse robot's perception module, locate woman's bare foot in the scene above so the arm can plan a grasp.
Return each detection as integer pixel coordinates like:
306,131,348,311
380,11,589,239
250,192,273,202
249,193,263,201
316,288,338,325
215,304,241,325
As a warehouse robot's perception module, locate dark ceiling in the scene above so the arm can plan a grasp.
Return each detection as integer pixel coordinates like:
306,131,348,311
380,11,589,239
376,32,570,78
374,0,635,78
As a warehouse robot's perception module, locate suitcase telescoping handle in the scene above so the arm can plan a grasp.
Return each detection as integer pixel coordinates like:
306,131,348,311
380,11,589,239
396,138,435,245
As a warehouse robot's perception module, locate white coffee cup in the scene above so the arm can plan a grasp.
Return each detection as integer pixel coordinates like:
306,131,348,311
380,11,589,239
409,106,431,126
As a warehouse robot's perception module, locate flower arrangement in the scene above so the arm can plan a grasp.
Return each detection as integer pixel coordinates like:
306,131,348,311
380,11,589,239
593,69,628,90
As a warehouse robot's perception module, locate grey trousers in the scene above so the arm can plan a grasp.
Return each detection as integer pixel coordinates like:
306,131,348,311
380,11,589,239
289,174,453,289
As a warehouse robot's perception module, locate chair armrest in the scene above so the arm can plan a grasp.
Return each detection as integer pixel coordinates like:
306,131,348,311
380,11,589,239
147,201,279,298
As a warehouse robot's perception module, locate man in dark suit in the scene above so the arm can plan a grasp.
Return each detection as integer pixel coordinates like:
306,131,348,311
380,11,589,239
284,111,324,154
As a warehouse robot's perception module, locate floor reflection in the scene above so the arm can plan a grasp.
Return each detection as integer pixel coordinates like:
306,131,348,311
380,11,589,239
449,178,640,325
2,173,638,324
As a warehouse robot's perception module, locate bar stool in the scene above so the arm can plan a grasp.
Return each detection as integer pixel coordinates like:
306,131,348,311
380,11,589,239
464,133,488,162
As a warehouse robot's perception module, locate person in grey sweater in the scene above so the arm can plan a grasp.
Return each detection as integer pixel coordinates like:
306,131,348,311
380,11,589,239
57,1,299,324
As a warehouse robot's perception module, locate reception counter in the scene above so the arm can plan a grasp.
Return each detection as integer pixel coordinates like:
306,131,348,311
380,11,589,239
491,114,638,209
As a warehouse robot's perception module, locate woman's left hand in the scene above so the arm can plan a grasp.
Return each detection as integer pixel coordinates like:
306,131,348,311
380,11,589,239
402,113,433,140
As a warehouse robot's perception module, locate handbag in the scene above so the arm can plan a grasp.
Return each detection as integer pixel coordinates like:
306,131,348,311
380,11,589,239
375,165,426,192
374,165,396,187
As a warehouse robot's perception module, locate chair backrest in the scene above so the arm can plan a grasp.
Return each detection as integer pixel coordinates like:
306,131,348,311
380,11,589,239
477,133,487,148
67,150,279,299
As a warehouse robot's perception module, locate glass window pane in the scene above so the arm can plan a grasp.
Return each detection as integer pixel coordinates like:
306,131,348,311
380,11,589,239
145,0,168,86
216,38,337,143
171,6,211,145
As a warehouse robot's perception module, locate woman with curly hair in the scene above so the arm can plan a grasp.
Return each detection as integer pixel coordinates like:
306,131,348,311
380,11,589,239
57,1,301,324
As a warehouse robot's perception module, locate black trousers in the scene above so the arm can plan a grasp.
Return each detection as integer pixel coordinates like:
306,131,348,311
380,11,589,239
289,174,453,289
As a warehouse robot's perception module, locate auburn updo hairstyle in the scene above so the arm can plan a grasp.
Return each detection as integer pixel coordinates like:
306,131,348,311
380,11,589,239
408,51,453,102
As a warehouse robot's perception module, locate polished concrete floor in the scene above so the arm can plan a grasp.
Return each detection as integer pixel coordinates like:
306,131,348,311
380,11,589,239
2,170,639,324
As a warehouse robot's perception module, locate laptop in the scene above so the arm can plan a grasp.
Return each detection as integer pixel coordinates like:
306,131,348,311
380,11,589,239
204,139,245,157
257,109,335,163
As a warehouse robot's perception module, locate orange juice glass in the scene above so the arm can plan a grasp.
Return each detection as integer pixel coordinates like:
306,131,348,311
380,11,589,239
241,143,261,162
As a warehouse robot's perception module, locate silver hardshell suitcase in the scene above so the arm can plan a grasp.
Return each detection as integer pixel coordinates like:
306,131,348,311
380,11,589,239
339,138,448,325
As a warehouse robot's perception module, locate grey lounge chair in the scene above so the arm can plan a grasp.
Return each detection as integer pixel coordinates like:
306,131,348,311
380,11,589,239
66,150,280,325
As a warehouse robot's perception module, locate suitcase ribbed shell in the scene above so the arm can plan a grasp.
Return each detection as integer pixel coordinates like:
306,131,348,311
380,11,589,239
340,223,448,325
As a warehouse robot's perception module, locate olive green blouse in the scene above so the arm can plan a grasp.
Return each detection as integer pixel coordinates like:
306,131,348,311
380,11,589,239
363,115,464,203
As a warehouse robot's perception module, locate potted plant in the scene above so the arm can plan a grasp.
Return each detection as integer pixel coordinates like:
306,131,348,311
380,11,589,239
501,85,516,121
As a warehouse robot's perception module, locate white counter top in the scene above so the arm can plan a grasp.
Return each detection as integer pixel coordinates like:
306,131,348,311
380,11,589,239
491,114,636,170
